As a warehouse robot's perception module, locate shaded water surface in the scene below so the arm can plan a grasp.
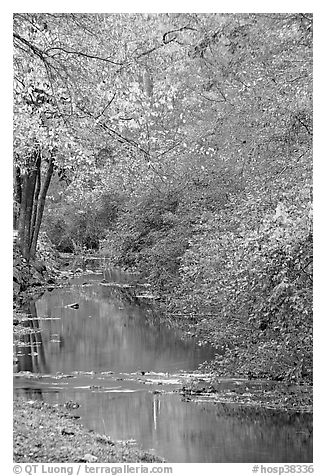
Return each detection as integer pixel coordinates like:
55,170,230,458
14,267,312,463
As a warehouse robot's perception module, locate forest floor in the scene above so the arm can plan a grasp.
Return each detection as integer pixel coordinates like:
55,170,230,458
13,398,163,463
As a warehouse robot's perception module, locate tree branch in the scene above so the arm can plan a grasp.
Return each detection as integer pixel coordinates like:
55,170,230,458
297,117,312,135
77,104,151,159
13,33,46,62
44,46,124,65
96,92,116,120
135,25,196,60
163,26,197,44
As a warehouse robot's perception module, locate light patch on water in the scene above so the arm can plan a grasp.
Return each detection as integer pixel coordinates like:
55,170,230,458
145,378,181,385
73,385,94,389
95,389,141,393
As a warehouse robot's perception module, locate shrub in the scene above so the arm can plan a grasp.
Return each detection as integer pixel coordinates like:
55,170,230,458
43,191,125,252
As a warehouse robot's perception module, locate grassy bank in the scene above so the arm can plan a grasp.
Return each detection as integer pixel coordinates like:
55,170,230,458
13,398,163,463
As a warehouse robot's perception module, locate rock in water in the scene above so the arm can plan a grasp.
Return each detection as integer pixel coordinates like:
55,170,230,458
66,303,79,309
64,400,80,410
83,454,98,463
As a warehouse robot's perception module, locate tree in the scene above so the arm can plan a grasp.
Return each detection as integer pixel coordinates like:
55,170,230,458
96,14,312,381
13,13,198,259
13,14,90,260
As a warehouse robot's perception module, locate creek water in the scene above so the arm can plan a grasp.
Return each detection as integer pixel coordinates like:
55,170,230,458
14,264,312,463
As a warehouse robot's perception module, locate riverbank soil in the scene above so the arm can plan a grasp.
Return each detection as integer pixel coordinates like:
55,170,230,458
13,398,163,463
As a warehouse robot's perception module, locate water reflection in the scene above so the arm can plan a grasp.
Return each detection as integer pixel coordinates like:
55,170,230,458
78,392,312,462
16,276,214,374
14,300,49,373
14,384,312,463
13,271,312,463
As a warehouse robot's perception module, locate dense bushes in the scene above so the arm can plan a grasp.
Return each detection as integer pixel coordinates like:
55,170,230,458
170,161,313,382
43,149,312,383
103,189,189,291
43,191,125,252
107,169,312,382
102,157,312,383
103,166,238,292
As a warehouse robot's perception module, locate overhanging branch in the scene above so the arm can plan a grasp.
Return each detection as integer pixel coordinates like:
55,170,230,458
44,46,124,66
14,33,46,62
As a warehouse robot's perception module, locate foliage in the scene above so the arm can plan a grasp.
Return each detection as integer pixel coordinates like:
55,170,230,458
102,13,312,382
43,190,125,252
14,13,313,382
104,188,185,290
173,153,312,381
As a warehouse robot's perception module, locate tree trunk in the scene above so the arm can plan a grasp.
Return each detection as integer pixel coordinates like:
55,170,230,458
17,172,28,257
16,149,54,262
29,156,54,259
13,166,22,229
17,158,38,260
30,155,41,248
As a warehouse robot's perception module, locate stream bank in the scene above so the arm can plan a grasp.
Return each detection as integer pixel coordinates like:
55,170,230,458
13,253,313,414
13,254,312,462
14,398,163,463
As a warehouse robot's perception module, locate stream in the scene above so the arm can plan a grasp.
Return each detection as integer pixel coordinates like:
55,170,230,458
13,263,313,463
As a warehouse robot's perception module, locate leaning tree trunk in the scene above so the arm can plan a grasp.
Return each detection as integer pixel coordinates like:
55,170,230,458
13,166,22,229
16,151,54,262
29,158,41,249
29,156,54,259
17,150,40,260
